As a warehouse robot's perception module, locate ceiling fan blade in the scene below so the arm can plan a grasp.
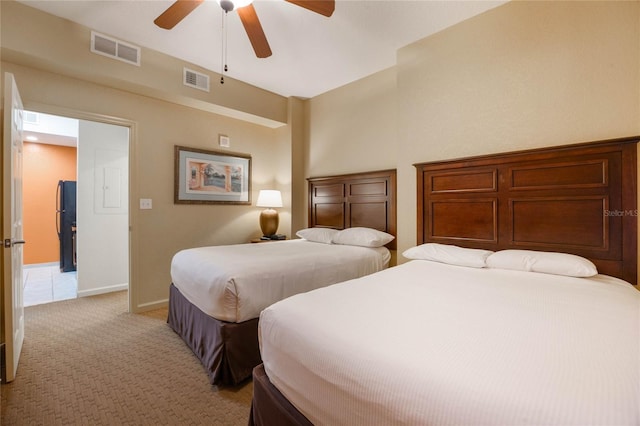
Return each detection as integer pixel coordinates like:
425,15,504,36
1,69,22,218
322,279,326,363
285,0,335,17
154,0,204,29
237,4,272,58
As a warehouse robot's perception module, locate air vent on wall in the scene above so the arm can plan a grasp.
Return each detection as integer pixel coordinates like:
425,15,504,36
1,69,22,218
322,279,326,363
91,31,141,66
183,68,210,92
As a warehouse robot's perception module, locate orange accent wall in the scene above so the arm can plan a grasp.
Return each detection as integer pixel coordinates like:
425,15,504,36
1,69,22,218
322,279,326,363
23,142,77,265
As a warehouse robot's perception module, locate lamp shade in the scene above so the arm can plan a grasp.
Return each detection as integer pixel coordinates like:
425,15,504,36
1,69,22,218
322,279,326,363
256,190,283,208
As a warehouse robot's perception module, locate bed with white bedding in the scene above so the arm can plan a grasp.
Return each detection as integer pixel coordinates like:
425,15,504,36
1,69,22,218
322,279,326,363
257,259,640,425
249,137,640,424
171,239,390,323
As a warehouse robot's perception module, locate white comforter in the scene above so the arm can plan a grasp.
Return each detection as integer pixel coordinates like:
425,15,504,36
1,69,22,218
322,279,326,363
171,239,390,322
259,260,640,425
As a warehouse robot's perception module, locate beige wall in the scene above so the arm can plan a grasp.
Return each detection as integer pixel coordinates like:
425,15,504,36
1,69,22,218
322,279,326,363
306,67,398,178
282,97,307,233
1,62,291,310
306,1,640,260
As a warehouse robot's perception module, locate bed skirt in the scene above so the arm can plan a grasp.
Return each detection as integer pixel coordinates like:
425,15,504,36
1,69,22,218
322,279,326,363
249,364,313,426
167,283,260,387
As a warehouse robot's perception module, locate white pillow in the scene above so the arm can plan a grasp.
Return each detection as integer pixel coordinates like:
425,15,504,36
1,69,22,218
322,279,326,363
331,227,394,248
486,250,598,277
402,243,493,268
295,227,339,244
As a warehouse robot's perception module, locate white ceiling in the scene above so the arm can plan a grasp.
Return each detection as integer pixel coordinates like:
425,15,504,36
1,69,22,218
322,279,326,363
23,111,78,147
18,0,506,99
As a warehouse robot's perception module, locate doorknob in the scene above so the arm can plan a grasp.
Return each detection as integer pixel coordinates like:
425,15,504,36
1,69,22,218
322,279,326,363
3,239,26,248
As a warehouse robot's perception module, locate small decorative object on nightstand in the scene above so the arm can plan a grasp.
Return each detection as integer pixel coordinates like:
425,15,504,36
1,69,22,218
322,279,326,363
250,235,287,243
256,189,282,237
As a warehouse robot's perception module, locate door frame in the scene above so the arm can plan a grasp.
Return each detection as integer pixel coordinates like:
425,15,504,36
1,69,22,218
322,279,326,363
24,102,137,313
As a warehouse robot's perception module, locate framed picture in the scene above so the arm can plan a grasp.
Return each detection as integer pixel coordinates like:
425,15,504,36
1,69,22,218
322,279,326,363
174,145,251,204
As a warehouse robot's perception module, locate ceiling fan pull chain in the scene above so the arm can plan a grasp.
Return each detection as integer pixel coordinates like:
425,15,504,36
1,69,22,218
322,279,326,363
220,11,228,84
224,11,229,74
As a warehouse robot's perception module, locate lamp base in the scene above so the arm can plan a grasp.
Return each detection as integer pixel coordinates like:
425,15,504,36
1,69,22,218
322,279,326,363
260,208,279,236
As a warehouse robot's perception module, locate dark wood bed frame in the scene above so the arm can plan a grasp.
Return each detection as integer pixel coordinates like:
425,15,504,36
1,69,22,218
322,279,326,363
416,136,638,285
249,136,639,425
307,169,397,250
168,169,397,387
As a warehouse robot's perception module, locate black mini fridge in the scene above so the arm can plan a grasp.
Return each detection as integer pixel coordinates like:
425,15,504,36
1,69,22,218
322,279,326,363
56,180,77,272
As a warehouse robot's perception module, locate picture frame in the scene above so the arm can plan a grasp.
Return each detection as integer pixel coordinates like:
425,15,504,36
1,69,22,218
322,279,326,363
174,145,251,204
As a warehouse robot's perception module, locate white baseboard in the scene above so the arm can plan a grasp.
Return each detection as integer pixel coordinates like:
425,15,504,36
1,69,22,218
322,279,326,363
24,262,58,269
135,299,169,313
76,285,168,313
77,283,128,298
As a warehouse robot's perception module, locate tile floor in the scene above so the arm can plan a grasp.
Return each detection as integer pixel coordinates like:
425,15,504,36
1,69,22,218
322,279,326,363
23,263,77,307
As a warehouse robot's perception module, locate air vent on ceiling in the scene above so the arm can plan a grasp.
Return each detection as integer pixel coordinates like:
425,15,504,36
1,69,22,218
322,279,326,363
91,31,141,66
24,111,39,125
183,68,210,92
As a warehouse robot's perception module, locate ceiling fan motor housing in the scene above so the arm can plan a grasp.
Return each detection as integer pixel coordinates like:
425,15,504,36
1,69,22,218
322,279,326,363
219,0,235,12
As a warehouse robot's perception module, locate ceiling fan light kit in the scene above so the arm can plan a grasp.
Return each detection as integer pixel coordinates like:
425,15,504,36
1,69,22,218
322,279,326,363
154,0,335,60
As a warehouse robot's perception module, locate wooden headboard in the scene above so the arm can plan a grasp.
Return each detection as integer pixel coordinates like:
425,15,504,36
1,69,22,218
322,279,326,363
308,169,397,250
415,137,638,285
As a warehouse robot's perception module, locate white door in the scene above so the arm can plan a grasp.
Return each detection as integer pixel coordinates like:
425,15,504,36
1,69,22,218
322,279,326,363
2,72,25,383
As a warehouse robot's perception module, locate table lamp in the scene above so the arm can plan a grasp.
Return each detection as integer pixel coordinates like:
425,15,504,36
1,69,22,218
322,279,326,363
256,190,282,236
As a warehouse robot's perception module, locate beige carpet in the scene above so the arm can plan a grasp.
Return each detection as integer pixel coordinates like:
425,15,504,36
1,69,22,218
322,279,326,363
1,291,252,425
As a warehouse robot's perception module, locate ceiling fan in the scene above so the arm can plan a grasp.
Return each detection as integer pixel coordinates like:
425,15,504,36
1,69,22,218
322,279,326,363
154,0,335,59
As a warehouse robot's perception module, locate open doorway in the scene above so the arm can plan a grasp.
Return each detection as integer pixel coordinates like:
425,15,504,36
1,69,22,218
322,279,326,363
22,111,130,306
